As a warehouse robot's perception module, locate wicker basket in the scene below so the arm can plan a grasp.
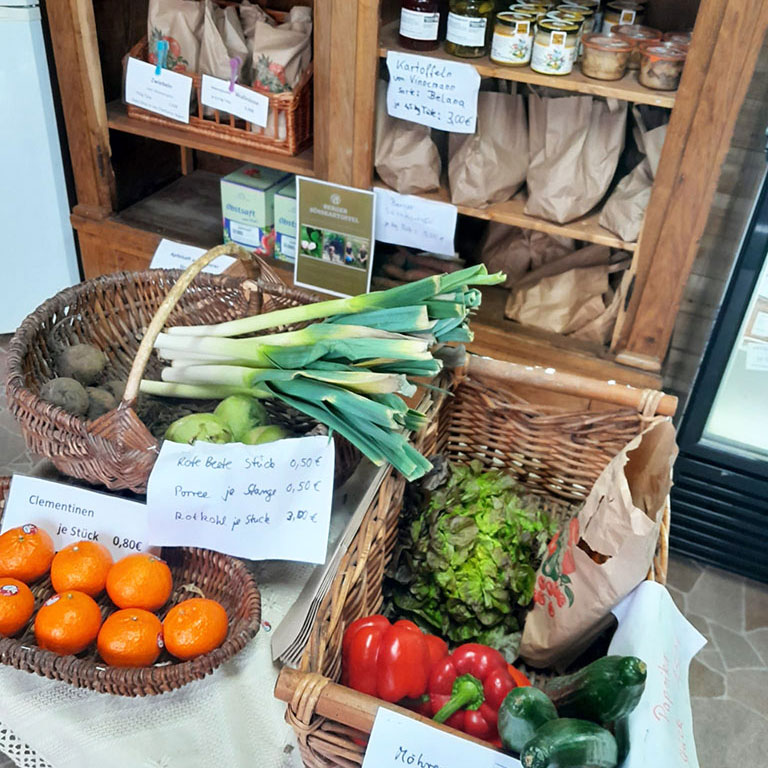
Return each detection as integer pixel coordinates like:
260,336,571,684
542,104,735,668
6,245,359,494
276,356,677,767
124,6,312,157
0,478,261,696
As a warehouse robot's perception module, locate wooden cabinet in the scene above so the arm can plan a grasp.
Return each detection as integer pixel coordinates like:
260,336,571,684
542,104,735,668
45,0,768,390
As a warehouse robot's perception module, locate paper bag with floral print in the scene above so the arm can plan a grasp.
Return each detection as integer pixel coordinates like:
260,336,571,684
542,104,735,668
520,419,678,668
148,0,203,73
199,1,249,81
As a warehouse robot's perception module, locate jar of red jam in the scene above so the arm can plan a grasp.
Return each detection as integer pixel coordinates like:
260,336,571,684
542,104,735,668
399,0,443,51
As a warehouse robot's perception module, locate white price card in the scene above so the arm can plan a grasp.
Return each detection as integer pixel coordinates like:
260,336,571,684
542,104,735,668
146,435,335,564
150,238,236,274
375,188,457,257
125,57,193,124
200,74,270,127
386,51,480,134
362,709,521,768
746,342,768,372
1,475,153,560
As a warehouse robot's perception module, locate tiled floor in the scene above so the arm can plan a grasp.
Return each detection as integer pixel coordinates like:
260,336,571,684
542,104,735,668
0,333,766,767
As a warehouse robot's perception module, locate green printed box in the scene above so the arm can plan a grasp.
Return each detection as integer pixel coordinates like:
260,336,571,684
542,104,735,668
221,164,290,257
274,178,297,263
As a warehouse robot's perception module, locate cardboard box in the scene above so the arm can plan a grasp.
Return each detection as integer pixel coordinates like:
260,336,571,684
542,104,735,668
274,177,297,263
221,165,290,257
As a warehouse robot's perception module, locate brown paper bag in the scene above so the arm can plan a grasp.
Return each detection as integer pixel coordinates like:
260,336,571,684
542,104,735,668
449,91,528,208
249,8,312,93
520,419,678,668
239,0,275,39
199,0,249,81
599,109,667,242
148,0,203,73
374,81,440,195
479,223,573,288
526,92,627,223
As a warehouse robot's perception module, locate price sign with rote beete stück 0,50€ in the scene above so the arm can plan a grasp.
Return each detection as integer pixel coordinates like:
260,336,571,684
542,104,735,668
145,435,335,564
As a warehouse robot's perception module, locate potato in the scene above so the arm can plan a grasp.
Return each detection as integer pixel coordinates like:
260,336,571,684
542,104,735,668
40,378,89,417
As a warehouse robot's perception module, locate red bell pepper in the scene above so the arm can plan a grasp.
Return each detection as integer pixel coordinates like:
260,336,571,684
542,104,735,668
426,643,517,741
341,615,448,703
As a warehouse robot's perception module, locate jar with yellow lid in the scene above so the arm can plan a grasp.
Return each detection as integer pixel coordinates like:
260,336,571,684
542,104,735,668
580,32,632,79
531,19,579,75
602,1,645,33
445,0,494,58
491,11,536,66
508,3,549,20
613,24,662,68
546,7,590,56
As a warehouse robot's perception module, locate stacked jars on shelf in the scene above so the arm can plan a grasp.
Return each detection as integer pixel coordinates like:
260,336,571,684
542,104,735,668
396,0,690,90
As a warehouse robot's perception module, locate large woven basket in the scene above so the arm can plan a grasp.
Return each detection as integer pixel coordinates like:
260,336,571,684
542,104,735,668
6,245,359,494
0,478,261,696
276,356,677,767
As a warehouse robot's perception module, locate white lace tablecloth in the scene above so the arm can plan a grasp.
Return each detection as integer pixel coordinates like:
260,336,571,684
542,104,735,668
0,561,313,768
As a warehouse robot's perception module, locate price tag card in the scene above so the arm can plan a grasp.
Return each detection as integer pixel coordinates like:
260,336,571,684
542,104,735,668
146,435,335,564
200,74,270,127
375,188,457,257
362,709,521,768
1,475,152,559
150,238,236,274
386,51,480,134
746,343,768,372
125,57,193,123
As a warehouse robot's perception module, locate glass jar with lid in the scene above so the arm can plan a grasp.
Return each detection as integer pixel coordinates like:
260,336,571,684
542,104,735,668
602,1,645,33
531,19,580,75
663,30,692,50
547,7,591,55
445,0,494,58
613,24,662,68
580,32,632,79
491,11,536,66
639,41,686,90
398,0,444,51
508,3,549,20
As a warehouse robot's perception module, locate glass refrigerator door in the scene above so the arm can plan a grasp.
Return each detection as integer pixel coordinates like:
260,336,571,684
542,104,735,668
702,255,768,459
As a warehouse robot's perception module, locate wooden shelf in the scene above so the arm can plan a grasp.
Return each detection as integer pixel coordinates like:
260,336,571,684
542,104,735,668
106,101,315,178
375,181,638,252
378,22,677,109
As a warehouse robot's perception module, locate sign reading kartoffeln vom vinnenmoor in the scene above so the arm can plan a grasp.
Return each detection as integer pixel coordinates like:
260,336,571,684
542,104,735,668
294,177,375,298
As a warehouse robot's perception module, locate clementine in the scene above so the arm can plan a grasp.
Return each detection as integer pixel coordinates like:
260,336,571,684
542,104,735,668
0,524,54,583
163,598,228,661
97,608,164,667
51,541,113,597
34,590,102,655
0,577,35,636
106,553,172,611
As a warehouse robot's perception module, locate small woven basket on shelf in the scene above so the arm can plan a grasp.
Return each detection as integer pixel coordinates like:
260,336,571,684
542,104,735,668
124,6,312,157
0,478,261,696
277,356,677,768
6,244,360,494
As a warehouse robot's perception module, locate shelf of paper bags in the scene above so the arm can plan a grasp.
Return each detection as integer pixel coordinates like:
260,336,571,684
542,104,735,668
378,22,677,110
375,182,639,252
107,101,315,178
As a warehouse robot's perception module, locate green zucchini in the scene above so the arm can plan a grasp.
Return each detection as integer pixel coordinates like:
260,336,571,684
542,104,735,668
520,718,618,768
542,655,647,724
498,687,558,754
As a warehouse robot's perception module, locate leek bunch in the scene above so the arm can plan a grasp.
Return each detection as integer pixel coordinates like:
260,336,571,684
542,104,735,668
140,265,504,480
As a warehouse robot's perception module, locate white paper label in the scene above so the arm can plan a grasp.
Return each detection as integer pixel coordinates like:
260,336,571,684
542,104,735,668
362,709,522,768
151,238,236,274
446,12,487,47
200,74,269,127
386,51,480,133
2,475,153,559
146,436,335,564
751,310,768,338
603,10,635,33
375,188,457,257
125,57,192,123
530,32,575,75
610,582,705,768
399,8,440,41
745,343,768,371
491,25,532,64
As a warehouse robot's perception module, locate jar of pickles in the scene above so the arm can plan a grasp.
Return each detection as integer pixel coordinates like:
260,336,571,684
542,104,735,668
445,0,494,57
613,24,662,69
581,32,631,79
531,19,579,75
602,1,645,33
398,0,443,51
491,11,536,66
639,41,686,90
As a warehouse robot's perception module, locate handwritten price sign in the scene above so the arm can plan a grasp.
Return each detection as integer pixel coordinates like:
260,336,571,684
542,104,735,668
146,435,335,564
